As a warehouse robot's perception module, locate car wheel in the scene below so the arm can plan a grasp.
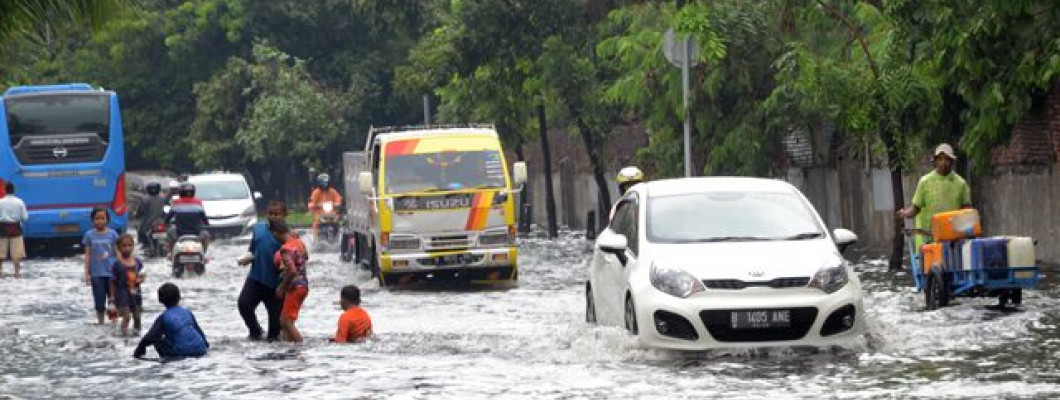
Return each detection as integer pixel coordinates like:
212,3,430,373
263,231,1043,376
624,294,638,335
585,282,597,324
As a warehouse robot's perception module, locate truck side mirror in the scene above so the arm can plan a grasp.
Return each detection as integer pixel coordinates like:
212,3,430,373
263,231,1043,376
358,172,374,194
512,162,528,189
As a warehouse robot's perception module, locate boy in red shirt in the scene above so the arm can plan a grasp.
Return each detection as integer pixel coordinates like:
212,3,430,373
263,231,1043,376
334,285,372,343
272,222,309,343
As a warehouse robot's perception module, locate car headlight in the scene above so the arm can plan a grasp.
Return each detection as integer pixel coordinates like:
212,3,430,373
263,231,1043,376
650,263,705,298
388,234,421,251
242,205,257,217
808,258,849,294
478,228,513,246
323,202,335,213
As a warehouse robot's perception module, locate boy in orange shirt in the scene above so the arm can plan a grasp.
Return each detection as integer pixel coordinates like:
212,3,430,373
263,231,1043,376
333,285,372,343
272,222,309,343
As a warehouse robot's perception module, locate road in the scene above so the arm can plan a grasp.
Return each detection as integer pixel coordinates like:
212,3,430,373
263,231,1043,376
0,234,1058,399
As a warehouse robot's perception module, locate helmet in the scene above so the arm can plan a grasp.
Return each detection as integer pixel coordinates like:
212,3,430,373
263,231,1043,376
317,173,330,188
146,182,162,195
178,182,196,198
616,166,644,193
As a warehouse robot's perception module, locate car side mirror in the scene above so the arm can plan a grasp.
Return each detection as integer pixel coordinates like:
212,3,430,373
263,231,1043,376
253,191,263,200
833,228,858,254
512,162,527,189
597,229,629,265
163,205,171,214
358,172,374,194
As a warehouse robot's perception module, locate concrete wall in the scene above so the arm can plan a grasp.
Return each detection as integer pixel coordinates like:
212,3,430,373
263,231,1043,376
791,161,1060,264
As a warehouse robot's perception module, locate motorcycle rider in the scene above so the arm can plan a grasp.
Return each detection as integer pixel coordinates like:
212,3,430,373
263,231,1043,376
307,173,342,240
135,182,167,254
616,166,644,194
165,182,210,252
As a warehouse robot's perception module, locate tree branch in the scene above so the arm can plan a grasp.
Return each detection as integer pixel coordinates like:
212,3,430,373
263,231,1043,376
814,0,881,78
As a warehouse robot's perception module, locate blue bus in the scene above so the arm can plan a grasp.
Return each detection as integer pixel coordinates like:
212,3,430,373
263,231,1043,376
0,84,127,250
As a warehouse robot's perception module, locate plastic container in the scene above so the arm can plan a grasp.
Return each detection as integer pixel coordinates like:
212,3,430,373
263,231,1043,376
1005,236,1035,268
931,209,982,242
960,241,973,270
971,237,1008,280
921,243,943,274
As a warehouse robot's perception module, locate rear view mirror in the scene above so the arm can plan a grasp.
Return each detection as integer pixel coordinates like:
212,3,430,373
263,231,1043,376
512,162,528,189
833,228,858,254
358,172,374,194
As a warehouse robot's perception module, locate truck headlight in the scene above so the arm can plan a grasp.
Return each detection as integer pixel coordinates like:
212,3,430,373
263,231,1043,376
478,228,513,246
388,234,421,251
808,258,849,294
650,263,705,298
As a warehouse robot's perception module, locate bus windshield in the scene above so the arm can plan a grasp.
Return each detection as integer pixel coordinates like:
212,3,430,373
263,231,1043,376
384,150,506,194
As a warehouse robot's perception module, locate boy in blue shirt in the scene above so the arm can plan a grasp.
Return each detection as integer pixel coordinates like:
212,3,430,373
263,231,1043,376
134,283,209,360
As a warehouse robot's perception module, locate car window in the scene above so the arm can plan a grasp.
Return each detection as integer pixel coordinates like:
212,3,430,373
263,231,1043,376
610,197,639,255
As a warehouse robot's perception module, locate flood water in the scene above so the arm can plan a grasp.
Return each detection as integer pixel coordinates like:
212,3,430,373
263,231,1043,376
1,234,1058,399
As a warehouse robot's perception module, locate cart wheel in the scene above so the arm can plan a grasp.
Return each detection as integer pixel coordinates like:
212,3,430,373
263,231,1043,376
925,271,947,311
999,289,1022,308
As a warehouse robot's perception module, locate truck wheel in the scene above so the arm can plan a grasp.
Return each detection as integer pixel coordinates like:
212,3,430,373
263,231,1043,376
999,289,1022,308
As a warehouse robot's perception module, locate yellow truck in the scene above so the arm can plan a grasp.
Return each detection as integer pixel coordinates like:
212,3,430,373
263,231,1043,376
345,124,527,287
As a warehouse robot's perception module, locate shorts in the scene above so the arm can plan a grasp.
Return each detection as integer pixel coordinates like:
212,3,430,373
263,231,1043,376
281,285,308,321
91,277,111,312
115,290,143,313
0,236,25,261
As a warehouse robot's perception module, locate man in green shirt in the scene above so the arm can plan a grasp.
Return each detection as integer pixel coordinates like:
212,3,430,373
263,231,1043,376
897,143,973,249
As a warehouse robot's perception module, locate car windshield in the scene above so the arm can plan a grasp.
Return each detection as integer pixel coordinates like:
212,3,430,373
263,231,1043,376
384,150,506,194
193,180,250,201
647,191,825,243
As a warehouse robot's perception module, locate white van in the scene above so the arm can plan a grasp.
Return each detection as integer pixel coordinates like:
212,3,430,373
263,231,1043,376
187,173,261,239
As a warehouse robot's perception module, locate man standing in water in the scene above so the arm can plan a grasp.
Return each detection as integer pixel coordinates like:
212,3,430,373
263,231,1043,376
897,143,973,251
237,201,287,341
0,182,28,278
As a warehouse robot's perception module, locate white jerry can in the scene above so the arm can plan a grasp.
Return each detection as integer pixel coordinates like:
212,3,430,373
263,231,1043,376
1006,236,1036,268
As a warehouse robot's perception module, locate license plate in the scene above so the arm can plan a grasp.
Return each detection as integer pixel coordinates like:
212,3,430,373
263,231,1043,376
178,255,201,263
432,254,475,266
53,224,80,233
730,309,791,329
152,233,168,240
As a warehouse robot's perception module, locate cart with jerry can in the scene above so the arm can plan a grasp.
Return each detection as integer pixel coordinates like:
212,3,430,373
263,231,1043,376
906,209,1041,310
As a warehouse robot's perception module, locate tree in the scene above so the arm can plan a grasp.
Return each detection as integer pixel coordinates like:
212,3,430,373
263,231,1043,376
0,0,129,43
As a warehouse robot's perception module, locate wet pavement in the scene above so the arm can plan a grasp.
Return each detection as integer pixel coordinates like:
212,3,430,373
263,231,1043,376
0,234,1058,399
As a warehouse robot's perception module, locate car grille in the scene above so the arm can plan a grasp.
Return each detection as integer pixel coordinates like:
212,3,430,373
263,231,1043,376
700,307,818,342
702,277,810,290
208,214,239,221
427,234,470,250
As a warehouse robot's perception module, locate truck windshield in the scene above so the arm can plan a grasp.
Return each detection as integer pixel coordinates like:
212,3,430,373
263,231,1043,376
385,150,506,194
5,94,110,142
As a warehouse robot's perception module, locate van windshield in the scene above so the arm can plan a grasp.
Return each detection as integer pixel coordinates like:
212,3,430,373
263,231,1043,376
194,181,250,201
384,150,506,194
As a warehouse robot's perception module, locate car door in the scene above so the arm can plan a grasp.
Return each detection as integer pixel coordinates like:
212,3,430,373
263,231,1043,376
602,195,639,324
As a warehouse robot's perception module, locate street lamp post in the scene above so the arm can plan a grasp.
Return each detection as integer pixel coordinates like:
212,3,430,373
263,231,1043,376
663,28,699,177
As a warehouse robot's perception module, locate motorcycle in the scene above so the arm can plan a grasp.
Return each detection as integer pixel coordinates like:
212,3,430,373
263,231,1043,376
146,221,169,258
171,235,206,278
317,201,343,245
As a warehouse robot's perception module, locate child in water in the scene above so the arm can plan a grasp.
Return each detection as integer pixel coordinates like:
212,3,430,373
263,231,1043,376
333,285,372,343
110,234,145,336
272,222,309,343
82,207,119,325
134,283,209,360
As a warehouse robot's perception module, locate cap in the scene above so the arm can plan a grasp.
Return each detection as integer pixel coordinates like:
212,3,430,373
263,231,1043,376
934,143,956,160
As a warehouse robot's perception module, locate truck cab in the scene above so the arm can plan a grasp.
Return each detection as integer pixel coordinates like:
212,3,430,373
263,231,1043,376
345,125,527,286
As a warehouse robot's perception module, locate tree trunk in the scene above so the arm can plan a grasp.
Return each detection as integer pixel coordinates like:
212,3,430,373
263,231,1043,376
537,104,559,239
881,126,906,271
576,118,612,229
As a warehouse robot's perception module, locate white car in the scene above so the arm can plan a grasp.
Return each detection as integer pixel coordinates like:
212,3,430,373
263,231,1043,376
586,177,865,350
187,173,262,239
